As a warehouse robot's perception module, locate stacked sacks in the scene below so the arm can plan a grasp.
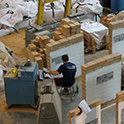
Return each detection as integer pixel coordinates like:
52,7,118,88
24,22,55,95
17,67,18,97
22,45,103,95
0,0,37,37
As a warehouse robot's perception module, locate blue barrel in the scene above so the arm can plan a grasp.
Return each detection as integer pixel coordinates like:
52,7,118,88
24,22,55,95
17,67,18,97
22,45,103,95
111,0,124,12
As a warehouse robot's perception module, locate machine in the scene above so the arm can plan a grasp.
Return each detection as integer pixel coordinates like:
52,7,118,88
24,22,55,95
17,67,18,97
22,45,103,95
37,79,62,124
4,61,38,107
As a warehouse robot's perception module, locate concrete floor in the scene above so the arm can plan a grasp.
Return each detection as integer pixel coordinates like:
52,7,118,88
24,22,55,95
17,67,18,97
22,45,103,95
0,82,116,124
0,50,116,124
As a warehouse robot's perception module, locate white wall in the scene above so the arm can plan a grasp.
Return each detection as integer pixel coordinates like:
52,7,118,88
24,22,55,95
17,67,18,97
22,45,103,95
86,62,121,103
86,105,101,124
118,101,124,124
112,28,124,58
50,41,84,78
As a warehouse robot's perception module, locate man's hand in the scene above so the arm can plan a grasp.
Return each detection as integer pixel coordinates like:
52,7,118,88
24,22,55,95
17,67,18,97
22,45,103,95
50,71,59,75
45,69,59,75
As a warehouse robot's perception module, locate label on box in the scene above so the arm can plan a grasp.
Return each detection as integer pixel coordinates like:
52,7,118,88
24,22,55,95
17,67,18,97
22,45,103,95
18,71,21,77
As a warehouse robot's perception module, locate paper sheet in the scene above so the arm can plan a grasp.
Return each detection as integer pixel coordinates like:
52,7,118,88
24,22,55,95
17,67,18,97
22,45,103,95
39,68,52,80
78,100,92,113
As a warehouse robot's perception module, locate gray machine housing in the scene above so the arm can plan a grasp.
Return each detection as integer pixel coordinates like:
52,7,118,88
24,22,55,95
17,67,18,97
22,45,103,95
4,62,38,106
37,79,62,124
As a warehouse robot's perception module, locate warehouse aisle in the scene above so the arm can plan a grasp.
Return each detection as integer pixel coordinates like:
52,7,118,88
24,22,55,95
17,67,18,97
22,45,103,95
0,80,116,124
0,28,115,124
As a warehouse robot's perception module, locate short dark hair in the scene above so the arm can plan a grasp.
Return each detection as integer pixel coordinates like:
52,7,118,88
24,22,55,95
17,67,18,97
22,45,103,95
62,55,69,62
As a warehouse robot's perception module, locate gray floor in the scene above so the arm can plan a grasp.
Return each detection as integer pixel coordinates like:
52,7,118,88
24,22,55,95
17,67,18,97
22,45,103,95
0,50,116,124
0,83,116,124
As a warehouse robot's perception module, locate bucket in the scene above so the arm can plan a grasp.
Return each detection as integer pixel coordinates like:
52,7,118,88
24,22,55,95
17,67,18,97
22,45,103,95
111,0,124,12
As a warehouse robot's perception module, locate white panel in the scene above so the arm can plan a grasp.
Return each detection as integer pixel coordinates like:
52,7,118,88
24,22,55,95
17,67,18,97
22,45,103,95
112,28,124,58
71,116,85,124
86,105,101,124
118,101,124,124
86,62,121,103
50,41,84,77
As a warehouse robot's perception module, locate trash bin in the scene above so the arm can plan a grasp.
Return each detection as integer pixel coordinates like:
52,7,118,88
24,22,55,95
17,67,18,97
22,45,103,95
111,0,124,12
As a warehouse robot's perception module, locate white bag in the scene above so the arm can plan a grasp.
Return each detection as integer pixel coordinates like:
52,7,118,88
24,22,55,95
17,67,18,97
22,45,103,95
59,0,79,6
0,9,23,27
17,1,38,17
0,1,37,28
72,0,103,20
0,0,19,9
0,68,4,91
0,0,24,9
44,2,64,22
81,22,108,45
0,42,16,67
85,0,103,14
15,16,36,29
0,68,3,82
0,28,14,37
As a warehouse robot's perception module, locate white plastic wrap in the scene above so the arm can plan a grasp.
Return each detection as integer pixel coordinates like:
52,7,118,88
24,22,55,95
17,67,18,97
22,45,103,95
72,0,102,14
0,10,23,27
0,0,37,36
0,64,7,89
0,42,16,67
0,0,28,9
0,68,3,82
15,16,36,29
59,0,79,6
16,1,38,17
72,0,103,20
0,41,16,89
0,28,14,37
81,22,108,45
0,68,4,92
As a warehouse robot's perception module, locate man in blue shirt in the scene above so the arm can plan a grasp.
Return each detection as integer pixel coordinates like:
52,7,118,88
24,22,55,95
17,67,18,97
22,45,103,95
49,55,77,87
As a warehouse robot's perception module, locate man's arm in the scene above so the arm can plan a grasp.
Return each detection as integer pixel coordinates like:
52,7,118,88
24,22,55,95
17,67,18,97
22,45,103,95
46,65,62,75
49,71,59,75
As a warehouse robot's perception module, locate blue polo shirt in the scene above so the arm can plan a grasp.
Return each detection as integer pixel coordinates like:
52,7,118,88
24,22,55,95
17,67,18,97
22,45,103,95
57,62,77,86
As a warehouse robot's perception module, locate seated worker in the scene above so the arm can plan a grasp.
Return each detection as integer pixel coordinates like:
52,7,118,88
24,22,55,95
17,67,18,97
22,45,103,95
48,54,77,87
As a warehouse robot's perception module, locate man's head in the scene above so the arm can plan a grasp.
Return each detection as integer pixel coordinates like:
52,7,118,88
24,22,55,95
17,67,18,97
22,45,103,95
62,55,69,63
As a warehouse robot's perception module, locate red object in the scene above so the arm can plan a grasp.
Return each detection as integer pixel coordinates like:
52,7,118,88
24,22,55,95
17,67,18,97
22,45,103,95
54,78,63,86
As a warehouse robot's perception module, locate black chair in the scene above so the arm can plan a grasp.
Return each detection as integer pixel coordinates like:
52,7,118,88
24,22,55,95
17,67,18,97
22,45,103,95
60,85,75,102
